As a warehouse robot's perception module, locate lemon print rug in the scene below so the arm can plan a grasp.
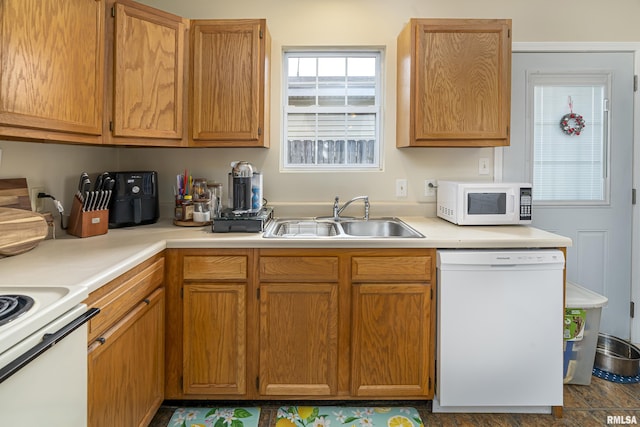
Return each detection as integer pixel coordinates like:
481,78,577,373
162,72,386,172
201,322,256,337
276,406,423,427
168,407,260,427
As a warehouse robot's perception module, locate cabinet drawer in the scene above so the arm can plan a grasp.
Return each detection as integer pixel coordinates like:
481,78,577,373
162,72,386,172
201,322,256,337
351,256,431,282
87,257,164,342
183,255,247,281
259,256,339,282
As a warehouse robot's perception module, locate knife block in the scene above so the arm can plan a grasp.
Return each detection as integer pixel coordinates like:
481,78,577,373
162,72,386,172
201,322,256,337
67,196,108,238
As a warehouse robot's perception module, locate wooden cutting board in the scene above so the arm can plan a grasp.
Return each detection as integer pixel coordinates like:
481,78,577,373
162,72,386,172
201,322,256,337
0,207,49,257
0,178,31,210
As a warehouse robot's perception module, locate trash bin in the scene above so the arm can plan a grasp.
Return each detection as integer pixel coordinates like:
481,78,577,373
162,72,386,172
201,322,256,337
564,281,608,385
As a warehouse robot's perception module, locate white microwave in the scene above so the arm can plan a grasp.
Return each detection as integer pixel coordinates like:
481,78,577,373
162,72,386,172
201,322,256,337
436,181,532,225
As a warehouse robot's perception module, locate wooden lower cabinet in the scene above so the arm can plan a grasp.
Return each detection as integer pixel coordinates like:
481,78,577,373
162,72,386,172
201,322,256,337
165,249,252,399
351,283,432,397
257,252,341,396
165,248,435,400
85,254,165,427
183,283,247,395
87,287,164,427
350,252,435,397
258,282,339,396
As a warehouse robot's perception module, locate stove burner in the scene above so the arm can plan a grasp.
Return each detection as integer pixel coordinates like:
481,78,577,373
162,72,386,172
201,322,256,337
0,295,35,327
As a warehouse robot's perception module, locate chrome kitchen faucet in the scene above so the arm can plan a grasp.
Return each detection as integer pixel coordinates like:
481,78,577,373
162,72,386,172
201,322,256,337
332,195,370,220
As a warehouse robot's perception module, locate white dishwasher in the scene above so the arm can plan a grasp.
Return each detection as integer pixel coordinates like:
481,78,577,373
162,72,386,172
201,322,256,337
433,249,565,414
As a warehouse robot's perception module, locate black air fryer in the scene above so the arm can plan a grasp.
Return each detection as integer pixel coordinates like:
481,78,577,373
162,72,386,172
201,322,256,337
107,171,159,228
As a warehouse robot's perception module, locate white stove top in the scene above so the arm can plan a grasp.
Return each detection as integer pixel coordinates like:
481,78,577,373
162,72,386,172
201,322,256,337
0,286,87,356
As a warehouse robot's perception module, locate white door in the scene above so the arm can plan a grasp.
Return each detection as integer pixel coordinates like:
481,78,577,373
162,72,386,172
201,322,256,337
504,52,634,339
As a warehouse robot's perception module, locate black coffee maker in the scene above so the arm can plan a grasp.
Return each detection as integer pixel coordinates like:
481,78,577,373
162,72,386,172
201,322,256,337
228,161,262,213
214,162,270,233
230,161,253,212
107,171,159,228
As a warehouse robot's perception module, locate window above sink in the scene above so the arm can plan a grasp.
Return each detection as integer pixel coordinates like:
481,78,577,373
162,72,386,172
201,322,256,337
282,49,383,171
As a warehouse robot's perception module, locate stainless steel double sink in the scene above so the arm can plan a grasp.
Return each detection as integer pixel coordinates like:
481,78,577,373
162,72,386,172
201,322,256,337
263,217,425,238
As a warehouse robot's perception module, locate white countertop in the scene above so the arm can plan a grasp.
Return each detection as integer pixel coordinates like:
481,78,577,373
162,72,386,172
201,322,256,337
0,216,571,299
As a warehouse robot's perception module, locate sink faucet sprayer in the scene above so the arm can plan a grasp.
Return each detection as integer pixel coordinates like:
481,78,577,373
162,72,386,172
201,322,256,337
333,195,370,220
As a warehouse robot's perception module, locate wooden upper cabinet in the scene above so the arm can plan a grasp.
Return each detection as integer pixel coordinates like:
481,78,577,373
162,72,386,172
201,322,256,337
397,19,511,147
0,0,104,144
106,0,187,146
190,19,270,147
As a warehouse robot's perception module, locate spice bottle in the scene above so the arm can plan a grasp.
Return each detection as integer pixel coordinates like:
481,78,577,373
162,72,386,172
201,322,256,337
181,195,194,221
174,195,184,220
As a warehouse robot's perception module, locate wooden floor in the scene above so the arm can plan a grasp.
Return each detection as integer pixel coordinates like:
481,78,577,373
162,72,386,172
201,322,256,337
149,377,640,427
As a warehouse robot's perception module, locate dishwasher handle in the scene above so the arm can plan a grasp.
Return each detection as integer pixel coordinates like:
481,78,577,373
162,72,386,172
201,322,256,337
0,307,100,385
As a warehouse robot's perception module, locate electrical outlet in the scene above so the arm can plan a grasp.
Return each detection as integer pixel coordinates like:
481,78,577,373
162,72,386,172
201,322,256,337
396,179,408,197
479,158,490,175
424,179,437,197
30,187,45,212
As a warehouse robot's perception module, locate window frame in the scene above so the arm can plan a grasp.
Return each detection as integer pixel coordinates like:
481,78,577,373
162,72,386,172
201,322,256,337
281,47,384,172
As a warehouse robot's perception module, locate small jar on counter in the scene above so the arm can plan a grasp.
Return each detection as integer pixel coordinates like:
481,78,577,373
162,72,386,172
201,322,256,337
193,199,211,223
192,178,209,201
207,182,223,218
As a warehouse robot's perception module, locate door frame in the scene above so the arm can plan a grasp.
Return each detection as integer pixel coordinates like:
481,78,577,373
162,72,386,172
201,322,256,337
496,42,640,344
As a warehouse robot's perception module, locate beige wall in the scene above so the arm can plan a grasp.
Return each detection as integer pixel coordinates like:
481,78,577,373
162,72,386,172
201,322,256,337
139,0,640,43
0,140,118,216
1,0,639,218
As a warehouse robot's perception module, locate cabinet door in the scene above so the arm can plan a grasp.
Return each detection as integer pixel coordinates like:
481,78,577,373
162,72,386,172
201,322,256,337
183,283,247,395
351,283,432,397
259,282,338,396
110,1,186,144
398,19,511,147
88,288,164,427
0,0,104,143
190,19,269,147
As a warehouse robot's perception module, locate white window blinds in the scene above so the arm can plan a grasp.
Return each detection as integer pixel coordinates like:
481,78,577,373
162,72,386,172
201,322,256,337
530,73,609,204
